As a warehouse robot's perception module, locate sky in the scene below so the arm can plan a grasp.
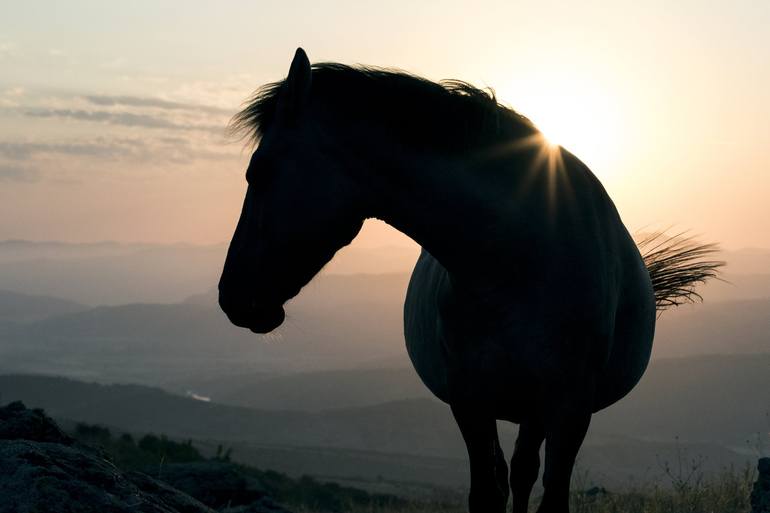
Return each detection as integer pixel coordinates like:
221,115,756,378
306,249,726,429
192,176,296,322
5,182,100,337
0,0,768,250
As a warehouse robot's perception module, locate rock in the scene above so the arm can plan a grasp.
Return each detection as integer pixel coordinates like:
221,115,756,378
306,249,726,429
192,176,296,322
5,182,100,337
0,401,73,445
144,461,285,511
752,457,770,513
0,401,216,513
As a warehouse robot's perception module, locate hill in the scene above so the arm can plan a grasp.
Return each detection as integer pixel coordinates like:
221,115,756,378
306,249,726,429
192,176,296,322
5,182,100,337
0,289,87,322
0,361,765,488
652,298,770,358
1,274,767,384
0,273,410,383
0,240,419,306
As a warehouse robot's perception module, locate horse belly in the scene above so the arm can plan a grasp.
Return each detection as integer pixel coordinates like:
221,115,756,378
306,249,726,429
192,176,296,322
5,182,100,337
404,251,529,415
403,250,452,403
594,249,657,412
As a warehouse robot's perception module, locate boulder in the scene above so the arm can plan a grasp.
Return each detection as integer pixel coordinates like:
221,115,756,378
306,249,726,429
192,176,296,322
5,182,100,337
0,401,286,513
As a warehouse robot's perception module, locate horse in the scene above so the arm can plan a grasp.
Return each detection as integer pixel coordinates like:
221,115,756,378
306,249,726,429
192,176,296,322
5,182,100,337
218,48,722,513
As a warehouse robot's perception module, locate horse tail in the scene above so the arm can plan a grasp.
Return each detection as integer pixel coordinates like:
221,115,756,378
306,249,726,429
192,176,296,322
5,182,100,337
636,232,724,312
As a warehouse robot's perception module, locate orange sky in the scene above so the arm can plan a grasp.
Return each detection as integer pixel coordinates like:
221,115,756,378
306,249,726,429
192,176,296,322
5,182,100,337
1,1,768,250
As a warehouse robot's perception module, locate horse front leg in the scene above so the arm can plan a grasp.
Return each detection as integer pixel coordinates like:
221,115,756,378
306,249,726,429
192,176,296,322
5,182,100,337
536,408,591,513
451,403,509,513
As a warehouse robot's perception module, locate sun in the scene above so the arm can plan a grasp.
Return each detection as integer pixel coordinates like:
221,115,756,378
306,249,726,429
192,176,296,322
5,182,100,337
499,74,622,177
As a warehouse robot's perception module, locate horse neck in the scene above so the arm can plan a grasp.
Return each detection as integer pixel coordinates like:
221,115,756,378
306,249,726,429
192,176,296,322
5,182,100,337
341,129,519,295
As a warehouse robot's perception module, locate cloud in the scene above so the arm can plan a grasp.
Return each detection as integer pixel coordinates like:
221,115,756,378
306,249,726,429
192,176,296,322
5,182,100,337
24,108,224,134
0,87,242,179
0,137,237,167
0,141,135,160
84,95,231,115
0,164,37,182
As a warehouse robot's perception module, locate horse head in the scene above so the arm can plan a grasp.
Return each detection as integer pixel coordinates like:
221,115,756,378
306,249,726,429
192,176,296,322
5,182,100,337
219,49,364,333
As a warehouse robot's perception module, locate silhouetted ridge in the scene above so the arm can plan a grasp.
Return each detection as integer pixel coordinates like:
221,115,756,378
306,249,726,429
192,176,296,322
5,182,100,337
229,62,538,151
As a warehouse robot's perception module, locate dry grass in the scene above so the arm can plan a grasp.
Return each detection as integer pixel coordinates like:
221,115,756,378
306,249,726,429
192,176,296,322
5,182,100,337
569,465,755,513
296,465,757,513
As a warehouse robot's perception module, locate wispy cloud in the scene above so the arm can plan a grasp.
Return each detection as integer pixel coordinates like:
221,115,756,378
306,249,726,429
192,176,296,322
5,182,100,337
0,86,244,183
24,108,225,134
0,140,135,160
0,137,236,166
84,94,232,115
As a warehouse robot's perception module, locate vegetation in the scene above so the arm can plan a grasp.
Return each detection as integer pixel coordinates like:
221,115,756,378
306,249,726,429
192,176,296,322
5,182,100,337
566,467,755,513
71,422,408,512
73,422,204,469
69,422,759,513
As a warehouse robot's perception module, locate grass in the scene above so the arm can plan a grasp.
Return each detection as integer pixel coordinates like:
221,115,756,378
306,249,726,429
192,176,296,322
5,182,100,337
568,465,755,513
290,465,757,513
71,421,759,513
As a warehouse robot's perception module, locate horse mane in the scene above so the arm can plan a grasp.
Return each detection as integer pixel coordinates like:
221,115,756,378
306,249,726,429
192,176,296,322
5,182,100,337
229,63,539,152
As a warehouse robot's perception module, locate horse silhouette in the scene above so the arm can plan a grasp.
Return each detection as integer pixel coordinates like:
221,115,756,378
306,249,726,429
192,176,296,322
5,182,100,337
219,48,722,513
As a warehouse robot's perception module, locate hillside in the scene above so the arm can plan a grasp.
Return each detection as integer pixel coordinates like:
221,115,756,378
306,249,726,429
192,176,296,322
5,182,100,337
1,275,767,384
652,298,770,358
0,360,765,488
0,273,410,382
0,240,419,306
0,289,87,322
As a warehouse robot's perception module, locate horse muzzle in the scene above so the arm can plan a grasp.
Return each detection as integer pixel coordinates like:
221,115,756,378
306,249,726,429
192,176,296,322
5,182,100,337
218,293,286,334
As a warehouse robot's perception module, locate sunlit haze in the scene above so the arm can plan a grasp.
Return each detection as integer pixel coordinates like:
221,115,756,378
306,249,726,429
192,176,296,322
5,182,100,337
1,1,768,250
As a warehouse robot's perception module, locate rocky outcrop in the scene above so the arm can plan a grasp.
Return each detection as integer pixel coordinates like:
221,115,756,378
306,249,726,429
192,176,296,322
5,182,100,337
0,402,288,513
146,462,286,513
752,458,770,513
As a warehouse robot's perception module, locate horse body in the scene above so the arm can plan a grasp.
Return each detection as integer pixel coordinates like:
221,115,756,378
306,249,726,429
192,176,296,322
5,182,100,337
219,49,720,513
398,138,655,412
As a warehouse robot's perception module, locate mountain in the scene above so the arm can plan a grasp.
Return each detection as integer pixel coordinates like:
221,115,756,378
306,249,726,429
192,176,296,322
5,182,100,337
591,353,770,446
652,298,770,358
0,240,419,306
0,367,763,489
3,353,767,450
1,270,769,383
204,367,432,411
0,243,227,306
0,374,462,457
170,353,770,450
0,273,410,383
5,240,766,308
0,289,87,322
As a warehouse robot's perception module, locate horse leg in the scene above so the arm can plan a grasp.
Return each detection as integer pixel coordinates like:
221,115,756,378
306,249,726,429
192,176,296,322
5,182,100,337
451,403,509,513
536,408,591,513
510,420,545,513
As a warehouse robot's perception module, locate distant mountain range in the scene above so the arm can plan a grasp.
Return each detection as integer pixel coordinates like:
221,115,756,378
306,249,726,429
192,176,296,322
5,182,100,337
0,289,86,322
0,239,767,490
0,240,419,306
1,363,764,489
0,273,411,382
0,239,767,306
0,270,768,383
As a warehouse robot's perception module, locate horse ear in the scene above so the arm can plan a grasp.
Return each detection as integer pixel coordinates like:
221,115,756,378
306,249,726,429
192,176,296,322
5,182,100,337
280,48,312,119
